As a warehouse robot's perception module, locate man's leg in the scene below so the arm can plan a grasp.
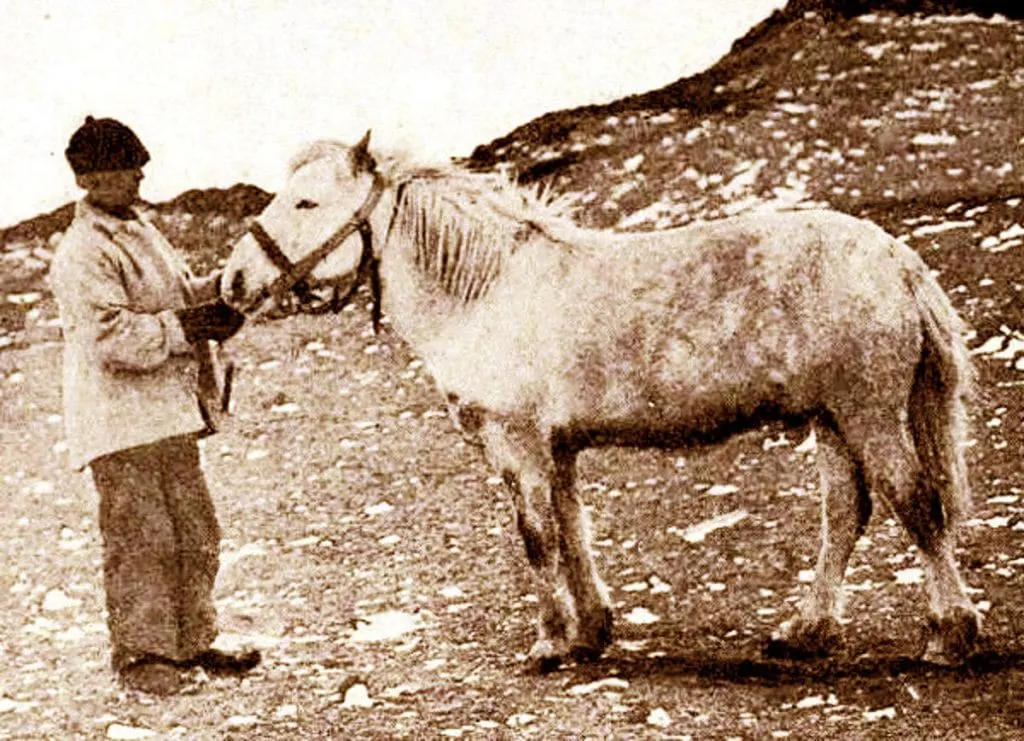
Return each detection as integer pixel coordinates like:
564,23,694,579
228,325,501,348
91,441,186,693
162,435,260,674
160,434,220,660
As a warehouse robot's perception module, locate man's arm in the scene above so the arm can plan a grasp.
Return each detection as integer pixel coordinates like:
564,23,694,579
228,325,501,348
50,244,193,372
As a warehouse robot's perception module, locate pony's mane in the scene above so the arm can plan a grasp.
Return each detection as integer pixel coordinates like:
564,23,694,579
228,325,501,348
390,167,609,304
288,139,594,239
287,140,605,304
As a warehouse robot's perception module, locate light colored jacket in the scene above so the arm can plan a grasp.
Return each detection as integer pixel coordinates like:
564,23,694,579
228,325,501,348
49,200,223,469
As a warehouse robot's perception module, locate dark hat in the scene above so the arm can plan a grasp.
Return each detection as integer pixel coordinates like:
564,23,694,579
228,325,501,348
65,116,150,175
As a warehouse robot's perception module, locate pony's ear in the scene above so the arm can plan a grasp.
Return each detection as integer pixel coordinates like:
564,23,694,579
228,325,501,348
349,129,376,174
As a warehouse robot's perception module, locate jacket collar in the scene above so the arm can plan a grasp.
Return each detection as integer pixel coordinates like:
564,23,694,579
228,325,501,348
75,199,146,234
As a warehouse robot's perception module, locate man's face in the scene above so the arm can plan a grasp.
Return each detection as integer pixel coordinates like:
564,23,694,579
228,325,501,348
76,169,144,208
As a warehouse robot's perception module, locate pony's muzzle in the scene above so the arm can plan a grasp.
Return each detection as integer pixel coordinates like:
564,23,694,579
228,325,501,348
220,268,276,319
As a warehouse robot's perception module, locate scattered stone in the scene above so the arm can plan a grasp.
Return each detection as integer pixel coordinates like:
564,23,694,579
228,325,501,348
341,683,373,709
506,713,537,727
225,715,260,728
616,639,648,652
567,677,630,696
647,707,672,728
348,610,424,642
795,695,826,709
42,588,81,612
285,535,321,549
106,724,157,740
706,484,739,496
894,567,924,584
863,707,897,721
624,607,660,625
0,698,38,714
674,510,749,543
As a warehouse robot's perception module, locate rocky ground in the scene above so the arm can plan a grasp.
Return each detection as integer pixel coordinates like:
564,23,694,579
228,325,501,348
4,4,1024,740
4,276,1024,739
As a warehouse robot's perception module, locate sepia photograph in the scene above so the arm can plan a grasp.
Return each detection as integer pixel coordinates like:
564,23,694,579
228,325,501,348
2,0,1024,738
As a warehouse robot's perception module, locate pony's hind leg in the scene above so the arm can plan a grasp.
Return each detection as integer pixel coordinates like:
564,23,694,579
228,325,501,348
770,420,870,658
915,498,980,665
551,447,613,663
479,416,573,671
843,411,979,664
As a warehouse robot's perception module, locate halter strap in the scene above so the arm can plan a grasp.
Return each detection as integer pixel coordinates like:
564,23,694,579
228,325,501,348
249,222,295,275
245,172,386,326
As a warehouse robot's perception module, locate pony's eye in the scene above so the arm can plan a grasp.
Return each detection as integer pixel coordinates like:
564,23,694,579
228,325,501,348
295,199,319,210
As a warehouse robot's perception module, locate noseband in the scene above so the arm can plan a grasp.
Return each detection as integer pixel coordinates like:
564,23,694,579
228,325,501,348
245,171,386,331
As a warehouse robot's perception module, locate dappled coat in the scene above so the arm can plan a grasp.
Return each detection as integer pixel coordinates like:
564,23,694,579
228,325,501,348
49,200,222,469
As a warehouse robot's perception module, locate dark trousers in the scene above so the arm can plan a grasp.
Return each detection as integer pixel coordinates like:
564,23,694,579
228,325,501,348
90,435,220,671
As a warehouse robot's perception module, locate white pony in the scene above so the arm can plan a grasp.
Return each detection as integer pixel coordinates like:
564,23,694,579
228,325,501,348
221,132,980,670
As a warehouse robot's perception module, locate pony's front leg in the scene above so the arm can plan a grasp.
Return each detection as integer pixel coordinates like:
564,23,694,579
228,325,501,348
551,446,613,663
770,422,869,658
479,417,573,671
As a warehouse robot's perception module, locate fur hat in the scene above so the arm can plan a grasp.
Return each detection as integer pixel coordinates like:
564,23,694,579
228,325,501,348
65,116,150,175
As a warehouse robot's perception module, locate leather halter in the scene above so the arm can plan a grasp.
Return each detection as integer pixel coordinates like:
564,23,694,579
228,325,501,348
244,171,386,331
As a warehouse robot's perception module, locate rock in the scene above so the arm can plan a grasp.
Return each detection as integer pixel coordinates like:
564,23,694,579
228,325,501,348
341,683,373,709
106,724,157,740
567,677,630,696
42,588,81,612
646,707,672,728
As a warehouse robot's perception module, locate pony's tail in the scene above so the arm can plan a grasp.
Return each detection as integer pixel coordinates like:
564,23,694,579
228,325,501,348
903,252,974,530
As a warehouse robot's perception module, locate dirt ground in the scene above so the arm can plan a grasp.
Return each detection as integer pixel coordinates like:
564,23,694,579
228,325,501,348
4,220,1024,740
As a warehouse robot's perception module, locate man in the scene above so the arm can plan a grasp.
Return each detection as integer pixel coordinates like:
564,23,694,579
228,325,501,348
48,116,259,695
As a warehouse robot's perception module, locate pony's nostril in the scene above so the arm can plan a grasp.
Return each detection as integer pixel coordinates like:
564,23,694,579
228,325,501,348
230,270,246,302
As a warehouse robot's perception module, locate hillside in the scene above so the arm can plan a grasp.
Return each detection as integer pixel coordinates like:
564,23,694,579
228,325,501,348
459,1,1024,357
468,4,1024,230
2,0,1023,339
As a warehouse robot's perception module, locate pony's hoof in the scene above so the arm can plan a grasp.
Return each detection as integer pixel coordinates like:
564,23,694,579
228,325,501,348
765,617,843,659
921,606,980,666
568,644,605,665
573,606,614,662
534,654,565,674
526,639,567,674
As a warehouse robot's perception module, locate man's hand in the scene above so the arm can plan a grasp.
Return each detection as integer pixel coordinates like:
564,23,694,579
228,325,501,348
175,299,245,344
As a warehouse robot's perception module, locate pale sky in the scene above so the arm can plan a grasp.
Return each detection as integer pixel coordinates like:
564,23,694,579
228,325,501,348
1,0,785,228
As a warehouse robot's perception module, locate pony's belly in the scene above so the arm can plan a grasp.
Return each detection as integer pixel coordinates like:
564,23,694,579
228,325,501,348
557,399,812,451
554,362,813,449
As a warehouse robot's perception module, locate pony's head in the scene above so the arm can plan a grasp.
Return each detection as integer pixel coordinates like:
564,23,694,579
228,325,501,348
221,131,384,315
